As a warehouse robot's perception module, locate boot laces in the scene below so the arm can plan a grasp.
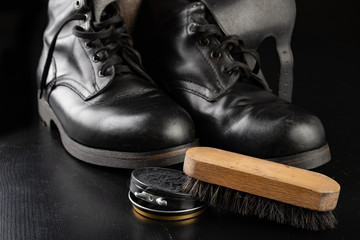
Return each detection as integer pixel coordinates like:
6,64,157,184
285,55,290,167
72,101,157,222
190,12,271,92
73,6,151,80
40,4,152,99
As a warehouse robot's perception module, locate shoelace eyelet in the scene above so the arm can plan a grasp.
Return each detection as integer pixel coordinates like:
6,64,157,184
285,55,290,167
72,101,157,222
98,70,105,78
189,22,200,32
93,53,101,62
223,68,233,75
199,38,210,46
75,0,81,8
210,51,221,59
84,42,91,49
192,2,202,8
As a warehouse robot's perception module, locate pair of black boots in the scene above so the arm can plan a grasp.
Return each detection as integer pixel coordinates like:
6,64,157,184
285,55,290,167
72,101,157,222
37,0,330,169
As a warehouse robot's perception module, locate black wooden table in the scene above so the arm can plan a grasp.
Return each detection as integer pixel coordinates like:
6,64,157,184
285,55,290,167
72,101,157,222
1,0,359,239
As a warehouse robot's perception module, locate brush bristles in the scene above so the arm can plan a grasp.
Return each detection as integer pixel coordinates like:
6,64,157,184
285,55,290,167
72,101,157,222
183,177,337,231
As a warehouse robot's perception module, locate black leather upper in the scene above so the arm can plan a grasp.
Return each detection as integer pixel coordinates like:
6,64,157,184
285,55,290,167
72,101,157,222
134,0,327,158
37,0,196,152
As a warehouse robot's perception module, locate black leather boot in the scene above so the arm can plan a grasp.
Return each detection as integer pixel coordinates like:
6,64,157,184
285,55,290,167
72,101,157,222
37,0,197,168
134,0,331,169
199,0,296,102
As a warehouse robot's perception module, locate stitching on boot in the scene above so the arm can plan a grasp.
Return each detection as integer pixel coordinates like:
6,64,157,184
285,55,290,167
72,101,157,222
177,78,217,93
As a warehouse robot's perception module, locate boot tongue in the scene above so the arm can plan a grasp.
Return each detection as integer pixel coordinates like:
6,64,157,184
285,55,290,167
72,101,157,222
93,0,117,22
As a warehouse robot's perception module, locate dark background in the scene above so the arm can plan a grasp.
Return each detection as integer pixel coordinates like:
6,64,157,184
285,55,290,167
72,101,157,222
0,0,359,239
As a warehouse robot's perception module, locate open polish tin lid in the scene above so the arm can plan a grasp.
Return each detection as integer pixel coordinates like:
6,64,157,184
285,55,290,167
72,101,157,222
129,167,207,221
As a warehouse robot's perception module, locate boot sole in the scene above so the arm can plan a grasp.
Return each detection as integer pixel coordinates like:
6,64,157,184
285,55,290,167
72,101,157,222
267,144,331,169
38,98,198,168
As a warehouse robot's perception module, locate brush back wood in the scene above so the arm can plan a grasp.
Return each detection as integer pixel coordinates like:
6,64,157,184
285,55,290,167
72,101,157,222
184,147,340,211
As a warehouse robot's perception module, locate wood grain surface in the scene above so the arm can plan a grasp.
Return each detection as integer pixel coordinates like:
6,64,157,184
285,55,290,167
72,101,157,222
184,147,340,211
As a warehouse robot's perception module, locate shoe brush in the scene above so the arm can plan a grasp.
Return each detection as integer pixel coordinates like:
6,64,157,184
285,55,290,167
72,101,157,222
182,147,340,230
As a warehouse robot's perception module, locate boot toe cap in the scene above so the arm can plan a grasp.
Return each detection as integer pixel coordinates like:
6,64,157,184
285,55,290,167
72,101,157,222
285,114,326,154
98,103,196,152
214,102,328,160
49,86,196,153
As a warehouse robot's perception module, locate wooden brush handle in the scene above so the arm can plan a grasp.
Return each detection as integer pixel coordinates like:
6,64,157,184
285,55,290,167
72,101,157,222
183,147,340,211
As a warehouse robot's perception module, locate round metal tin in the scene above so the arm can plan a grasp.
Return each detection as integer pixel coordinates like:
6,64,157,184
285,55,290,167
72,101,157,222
129,167,207,221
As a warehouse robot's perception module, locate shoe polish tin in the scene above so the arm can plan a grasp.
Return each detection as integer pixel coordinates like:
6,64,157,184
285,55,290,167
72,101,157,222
129,167,207,221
